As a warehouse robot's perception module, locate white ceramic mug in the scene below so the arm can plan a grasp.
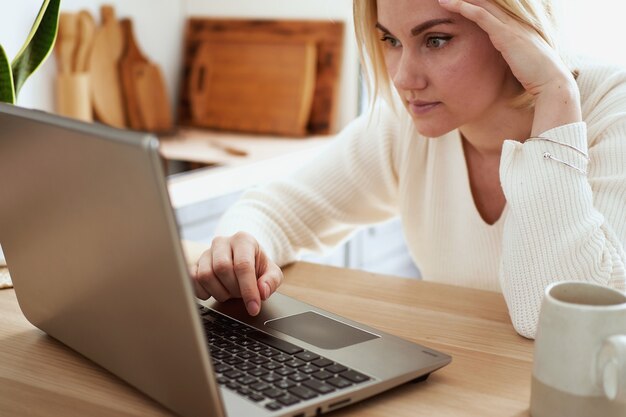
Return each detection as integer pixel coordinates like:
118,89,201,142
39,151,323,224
530,281,626,417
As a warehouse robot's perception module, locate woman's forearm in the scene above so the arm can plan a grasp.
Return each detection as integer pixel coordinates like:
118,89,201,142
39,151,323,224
531,78,582,137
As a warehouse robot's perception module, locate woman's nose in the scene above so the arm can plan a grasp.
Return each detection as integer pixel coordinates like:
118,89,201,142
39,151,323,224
391,52,427,91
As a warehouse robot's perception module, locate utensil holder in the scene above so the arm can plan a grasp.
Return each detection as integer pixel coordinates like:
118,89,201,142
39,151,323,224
55,72,92,122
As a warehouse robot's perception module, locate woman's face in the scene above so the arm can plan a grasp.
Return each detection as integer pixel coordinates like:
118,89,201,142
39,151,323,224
376,0,520,137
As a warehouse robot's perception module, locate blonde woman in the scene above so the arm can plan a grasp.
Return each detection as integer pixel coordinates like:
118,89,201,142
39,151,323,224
192,0,626,338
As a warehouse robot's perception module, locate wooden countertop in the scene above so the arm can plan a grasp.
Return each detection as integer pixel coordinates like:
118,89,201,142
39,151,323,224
160,128,332,209
0,261,534,417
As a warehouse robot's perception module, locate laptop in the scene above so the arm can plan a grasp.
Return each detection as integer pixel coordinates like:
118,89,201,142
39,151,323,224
0,103,451,417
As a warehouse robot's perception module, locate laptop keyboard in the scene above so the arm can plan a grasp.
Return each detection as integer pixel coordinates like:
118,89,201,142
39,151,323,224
198,305,372,412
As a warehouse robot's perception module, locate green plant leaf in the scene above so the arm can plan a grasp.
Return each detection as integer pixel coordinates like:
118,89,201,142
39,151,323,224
0,44,15,104
11,0,61,97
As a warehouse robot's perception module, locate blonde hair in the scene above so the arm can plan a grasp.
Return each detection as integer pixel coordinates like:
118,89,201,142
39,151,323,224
353,0,560,110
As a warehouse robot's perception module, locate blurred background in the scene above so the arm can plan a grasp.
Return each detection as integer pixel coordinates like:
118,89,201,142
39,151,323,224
1,0,624,279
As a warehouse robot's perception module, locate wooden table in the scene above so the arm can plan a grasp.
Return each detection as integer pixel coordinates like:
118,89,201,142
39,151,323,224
0,262,534,417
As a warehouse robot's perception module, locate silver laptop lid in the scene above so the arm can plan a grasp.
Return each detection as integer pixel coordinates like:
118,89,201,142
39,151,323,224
0,103,224,417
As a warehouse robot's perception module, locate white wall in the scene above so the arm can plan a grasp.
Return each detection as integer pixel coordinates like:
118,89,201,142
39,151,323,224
556,1,626,67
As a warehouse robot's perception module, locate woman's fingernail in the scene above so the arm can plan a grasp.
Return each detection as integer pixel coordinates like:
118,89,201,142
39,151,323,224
439,0,451,4
264,283,271,299
247,301,259,315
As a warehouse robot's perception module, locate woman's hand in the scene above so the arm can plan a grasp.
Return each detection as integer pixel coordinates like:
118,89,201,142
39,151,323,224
438,0,581,135
192,232,283,316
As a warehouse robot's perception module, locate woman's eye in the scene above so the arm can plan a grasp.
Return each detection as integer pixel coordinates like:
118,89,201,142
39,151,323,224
380,35,401,48
426,36,452,49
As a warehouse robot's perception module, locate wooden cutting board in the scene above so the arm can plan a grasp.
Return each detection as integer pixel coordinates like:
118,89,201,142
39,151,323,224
89,5,126,128
187,36,316,137
179,19,344,136
118,19,172,133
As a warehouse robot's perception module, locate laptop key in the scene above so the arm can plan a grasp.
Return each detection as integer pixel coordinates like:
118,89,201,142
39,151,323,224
250,356,270,365
325,364,348,374
249,344,265,352
224,357,244,366
285,359,306,368
273,354,292,363
213,364,232,373
261,373,283,383
288,385,318,400
237,376,257,386
262,388,285,399
288,372,309,383
275,367,296,376
312,370,333,380
299,365,319,374
311,358,333,368
240,339,255,346
248,368,269,377
258,348,281,357
340,370,370,383
262,362,282,371
224,370,244,379
249,331,303,355
235,362,256,372
227,321,243,329
295,351,319,362
248,393,265,402
276,393,301,406
250,381,271,392
326,376,353,389
211,351,230,360
214,340,234,349
226,382,240,390
274,379,296,390
302,379,335,394
224,346,246,355
265,402,282,411
237,351,255,360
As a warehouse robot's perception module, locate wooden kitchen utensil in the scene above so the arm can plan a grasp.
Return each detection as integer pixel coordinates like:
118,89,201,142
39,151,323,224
56,12,77,74
118,19,173,133
73,10,96,72
89,5,126,128
179,19,344,135
55,72,92,121
187,36,317,136
55,12,92,121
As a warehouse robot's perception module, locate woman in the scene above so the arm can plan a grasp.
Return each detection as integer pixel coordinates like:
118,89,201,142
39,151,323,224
192,0,626,338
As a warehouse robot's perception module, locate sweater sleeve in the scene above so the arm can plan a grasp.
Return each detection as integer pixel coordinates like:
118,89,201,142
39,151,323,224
214,105,402,266
499,68,626,339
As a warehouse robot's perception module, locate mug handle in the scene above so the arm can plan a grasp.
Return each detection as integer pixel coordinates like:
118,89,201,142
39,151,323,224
597,335,626,401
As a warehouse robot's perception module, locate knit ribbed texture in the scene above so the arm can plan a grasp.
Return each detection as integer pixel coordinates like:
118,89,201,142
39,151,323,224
216,61,626,339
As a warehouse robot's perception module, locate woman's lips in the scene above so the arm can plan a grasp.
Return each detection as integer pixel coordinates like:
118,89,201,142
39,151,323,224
407,100,441,115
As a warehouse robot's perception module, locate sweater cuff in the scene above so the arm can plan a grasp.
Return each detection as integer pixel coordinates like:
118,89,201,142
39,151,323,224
499,122,593,227
536,122,588,152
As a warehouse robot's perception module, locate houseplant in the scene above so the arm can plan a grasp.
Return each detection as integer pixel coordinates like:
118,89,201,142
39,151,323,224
0,0,61,104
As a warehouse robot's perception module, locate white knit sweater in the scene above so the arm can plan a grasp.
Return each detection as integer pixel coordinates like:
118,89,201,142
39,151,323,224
216,61,626,339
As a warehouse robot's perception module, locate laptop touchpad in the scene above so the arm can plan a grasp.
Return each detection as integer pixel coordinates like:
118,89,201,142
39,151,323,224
265,311,379,350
